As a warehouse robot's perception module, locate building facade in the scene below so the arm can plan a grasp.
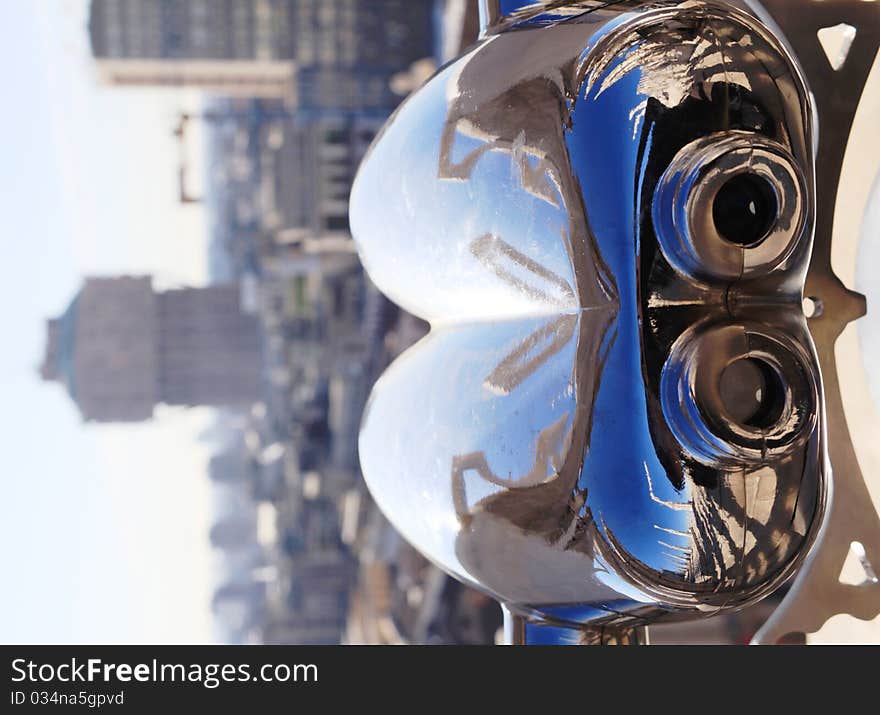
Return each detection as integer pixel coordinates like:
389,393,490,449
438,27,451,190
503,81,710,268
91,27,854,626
41,277,262,422
88,0,435,106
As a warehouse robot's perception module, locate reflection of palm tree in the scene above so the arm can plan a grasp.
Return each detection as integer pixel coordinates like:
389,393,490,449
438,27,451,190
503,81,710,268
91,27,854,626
687,463,808,589
581,18,758,118
594,448,815,603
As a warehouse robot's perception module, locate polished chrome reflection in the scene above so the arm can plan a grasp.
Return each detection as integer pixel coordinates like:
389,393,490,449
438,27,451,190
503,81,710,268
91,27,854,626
351,1,826,640
653,132,807,282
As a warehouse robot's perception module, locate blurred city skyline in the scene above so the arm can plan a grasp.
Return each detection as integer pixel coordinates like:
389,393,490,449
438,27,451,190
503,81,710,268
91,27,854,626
1,0,465,647
1,0,216,644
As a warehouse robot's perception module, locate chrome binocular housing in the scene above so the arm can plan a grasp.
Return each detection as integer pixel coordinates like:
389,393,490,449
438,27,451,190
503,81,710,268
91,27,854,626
350,1,880,643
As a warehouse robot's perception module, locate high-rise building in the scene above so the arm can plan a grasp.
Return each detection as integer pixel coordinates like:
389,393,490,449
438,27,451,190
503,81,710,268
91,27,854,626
87,0,435,106
41,277,262,422
88,0,299,98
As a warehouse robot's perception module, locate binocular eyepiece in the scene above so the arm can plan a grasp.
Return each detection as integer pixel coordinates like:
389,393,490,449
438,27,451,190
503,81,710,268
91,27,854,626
653,131,808,283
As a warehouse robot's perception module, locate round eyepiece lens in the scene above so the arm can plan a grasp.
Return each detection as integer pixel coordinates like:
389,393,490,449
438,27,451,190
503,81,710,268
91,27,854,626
712,173,778,247
719,357,786,429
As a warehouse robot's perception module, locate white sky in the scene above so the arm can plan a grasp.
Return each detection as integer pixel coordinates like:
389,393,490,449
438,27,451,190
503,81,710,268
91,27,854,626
0,1,218,643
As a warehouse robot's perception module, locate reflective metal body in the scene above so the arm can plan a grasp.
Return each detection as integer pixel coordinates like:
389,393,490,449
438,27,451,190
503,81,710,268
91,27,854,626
351,1,832,641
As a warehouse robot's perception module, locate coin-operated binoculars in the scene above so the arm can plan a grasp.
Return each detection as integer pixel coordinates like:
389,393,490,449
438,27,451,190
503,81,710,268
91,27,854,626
350,0,880,644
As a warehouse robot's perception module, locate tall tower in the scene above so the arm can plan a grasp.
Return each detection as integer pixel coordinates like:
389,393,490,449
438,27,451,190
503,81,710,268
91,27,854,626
86,0,435,108
41,277,262,422
88,0,298,99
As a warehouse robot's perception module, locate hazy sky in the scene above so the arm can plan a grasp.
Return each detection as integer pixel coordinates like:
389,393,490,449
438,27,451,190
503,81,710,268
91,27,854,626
0,0,218,643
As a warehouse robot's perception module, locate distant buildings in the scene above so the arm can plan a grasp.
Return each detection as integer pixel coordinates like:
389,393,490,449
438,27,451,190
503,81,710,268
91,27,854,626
67,0,468,645
41,277,262,422
87,0,435,108
205,100,383,260
88,0,298,98
266,114,383,237
263,550,356,644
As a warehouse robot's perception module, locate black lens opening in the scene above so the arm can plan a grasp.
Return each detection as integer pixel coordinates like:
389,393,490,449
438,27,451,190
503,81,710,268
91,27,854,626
719,357,786,430
712,173,778,247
